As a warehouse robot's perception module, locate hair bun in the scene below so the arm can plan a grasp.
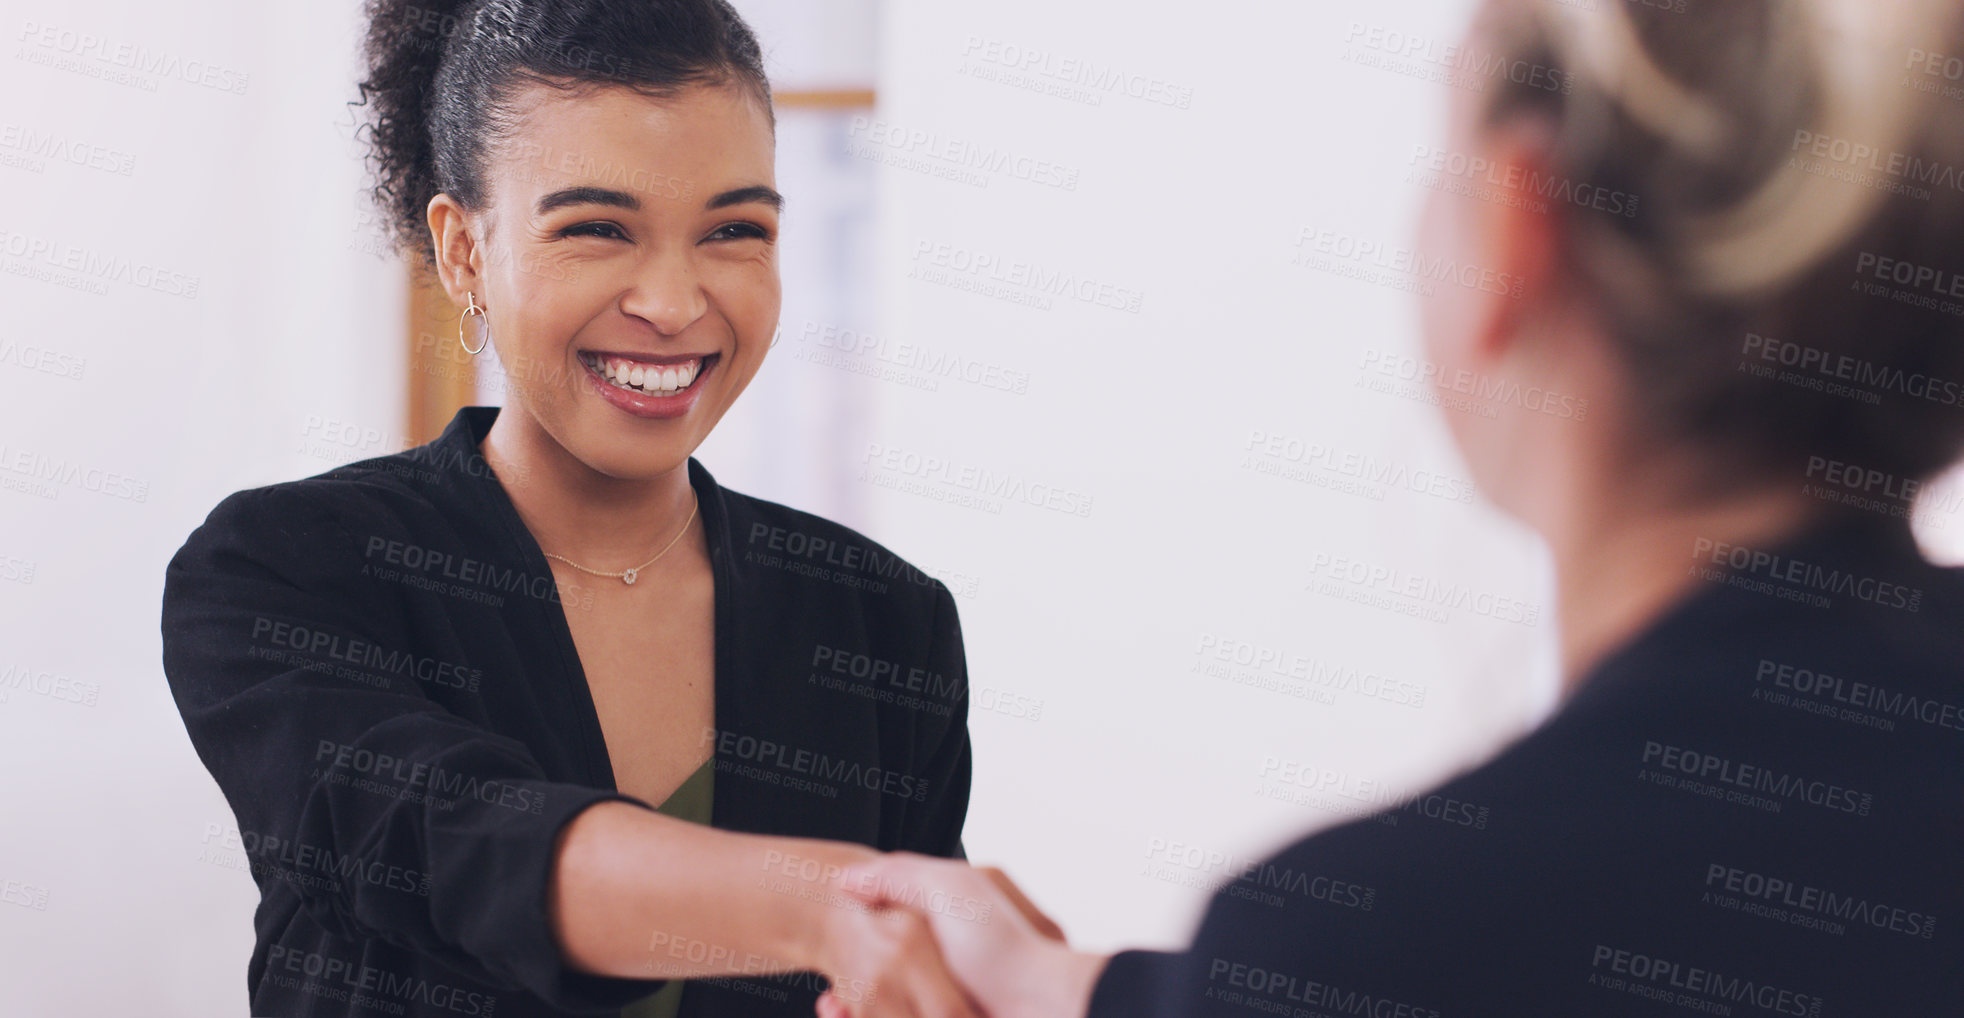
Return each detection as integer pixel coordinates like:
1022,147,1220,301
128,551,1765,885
350,0,769,270
1478,0,1964,484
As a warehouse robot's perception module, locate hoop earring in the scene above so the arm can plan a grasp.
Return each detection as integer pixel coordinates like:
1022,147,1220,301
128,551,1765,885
459,291,489,356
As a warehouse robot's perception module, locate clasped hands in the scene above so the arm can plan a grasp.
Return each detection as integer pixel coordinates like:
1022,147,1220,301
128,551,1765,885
806,853,1107,1018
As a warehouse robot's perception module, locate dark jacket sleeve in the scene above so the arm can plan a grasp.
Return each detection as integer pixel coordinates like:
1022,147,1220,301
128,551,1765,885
1086,949,1191,1016
896,578,973,860
160,484,667,1013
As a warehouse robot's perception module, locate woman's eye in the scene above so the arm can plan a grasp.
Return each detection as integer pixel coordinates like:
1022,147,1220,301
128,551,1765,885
709,222,772,242
561,222,627,240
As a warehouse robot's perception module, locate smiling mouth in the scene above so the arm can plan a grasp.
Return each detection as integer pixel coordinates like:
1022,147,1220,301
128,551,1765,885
578,351,718,398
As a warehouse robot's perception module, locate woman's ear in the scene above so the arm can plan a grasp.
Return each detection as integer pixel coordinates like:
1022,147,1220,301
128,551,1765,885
1471,119,1565,363
426,192,482,306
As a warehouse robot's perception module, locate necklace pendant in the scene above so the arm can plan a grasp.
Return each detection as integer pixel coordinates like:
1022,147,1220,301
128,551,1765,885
622,568,638,585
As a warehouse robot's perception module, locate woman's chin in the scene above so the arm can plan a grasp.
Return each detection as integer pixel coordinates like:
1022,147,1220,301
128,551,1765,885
574,441,698,483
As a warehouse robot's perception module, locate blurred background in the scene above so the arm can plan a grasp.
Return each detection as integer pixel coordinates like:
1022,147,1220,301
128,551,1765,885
4,0,1961,1013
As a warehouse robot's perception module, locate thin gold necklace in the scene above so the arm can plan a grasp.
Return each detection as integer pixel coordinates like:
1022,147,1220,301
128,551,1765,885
542,491,699,586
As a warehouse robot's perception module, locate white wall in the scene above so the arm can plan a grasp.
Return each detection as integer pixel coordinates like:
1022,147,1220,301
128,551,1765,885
857,0,1545,951
0,1,404,1014
861,0,1964,955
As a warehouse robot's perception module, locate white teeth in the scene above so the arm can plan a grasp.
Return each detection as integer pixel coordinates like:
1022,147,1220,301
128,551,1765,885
586,353,705,396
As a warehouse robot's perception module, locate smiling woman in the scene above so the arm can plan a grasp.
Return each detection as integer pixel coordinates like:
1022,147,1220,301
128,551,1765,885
424,81,783,476
519,175,781,416
157,2,983,1018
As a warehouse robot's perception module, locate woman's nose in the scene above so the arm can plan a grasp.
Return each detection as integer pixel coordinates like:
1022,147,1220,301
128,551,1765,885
620,252,708,336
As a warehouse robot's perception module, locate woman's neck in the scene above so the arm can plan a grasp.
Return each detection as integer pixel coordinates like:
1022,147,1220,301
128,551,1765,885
1547,461,1823,695
478,407,700,569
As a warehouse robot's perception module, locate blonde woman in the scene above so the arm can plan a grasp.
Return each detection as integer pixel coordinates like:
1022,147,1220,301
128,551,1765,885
838,1,1964,1014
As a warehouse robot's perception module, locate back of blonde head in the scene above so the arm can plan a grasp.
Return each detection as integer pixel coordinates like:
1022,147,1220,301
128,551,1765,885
1478,0,1964,485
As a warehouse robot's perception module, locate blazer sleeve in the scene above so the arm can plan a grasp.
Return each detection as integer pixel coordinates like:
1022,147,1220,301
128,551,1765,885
1085,949,1193,1017
895,578,973,860
1079,800,1470,1018
160,484,668,1013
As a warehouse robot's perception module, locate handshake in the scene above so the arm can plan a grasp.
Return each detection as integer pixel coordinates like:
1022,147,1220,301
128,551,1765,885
796,853,1108,1018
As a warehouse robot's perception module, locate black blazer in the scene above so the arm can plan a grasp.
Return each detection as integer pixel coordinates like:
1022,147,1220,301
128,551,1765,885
1089,508,1962,1015
160,405,972,1018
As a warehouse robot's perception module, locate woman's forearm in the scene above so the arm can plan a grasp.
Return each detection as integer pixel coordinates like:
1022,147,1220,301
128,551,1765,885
547,800,876,982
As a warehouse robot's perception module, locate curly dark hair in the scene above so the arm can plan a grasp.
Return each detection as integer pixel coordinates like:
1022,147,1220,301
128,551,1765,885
353,0,772,270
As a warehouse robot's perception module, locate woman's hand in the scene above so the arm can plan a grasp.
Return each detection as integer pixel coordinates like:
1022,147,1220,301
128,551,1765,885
809,897,986,1018
817,853,1109,1018
974,864,1068,943
553,804,990,1018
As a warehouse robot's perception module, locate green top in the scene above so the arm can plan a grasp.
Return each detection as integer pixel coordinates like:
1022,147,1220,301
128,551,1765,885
619,756,716,1018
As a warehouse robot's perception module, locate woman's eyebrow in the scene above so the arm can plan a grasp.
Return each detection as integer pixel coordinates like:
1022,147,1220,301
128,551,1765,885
707,185,784,212
534,185,640,216
532,184,783,215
